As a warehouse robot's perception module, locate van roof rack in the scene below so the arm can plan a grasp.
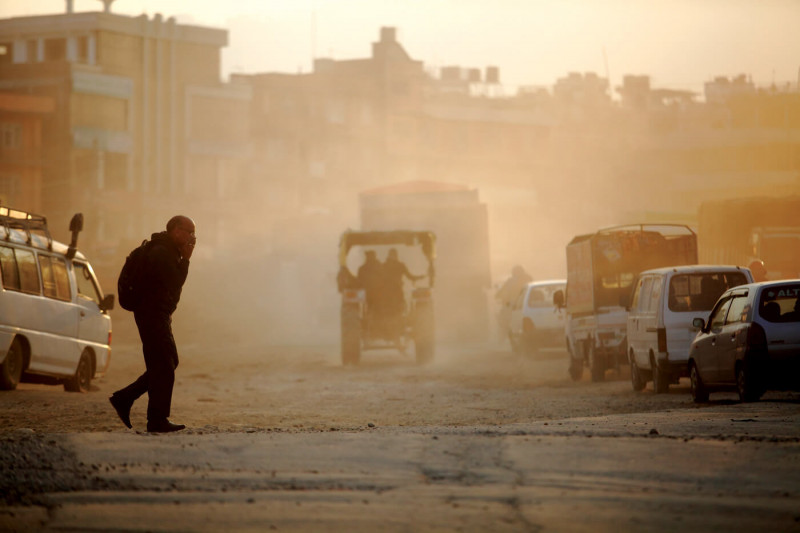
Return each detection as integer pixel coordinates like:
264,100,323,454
0,206,53,250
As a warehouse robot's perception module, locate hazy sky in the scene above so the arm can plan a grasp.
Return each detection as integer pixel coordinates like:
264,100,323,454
2,0,799,95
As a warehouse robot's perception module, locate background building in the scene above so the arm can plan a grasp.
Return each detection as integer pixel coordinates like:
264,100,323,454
0,8,251,283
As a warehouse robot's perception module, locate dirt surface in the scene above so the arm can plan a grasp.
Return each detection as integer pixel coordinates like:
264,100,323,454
1,315,714,434
1,315,800,531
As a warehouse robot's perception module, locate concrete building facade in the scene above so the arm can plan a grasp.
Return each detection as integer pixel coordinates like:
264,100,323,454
0,8,251,281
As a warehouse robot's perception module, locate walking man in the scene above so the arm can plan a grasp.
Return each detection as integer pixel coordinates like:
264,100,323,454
110,215,196,433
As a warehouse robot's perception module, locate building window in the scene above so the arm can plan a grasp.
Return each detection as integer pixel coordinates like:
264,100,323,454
77,35,89,62
1,123,22,150
44,38,66,61
27,39,39,62
0,43,12,65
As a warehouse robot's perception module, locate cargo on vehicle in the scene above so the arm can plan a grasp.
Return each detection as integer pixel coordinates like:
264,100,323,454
557,224,697,382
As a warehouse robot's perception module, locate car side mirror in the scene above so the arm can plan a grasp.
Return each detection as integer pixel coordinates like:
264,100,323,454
692,317,705,331
100,294,115,312
553,289,564,309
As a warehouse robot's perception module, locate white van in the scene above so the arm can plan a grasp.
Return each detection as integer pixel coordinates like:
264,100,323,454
627,265,752,393
0,207,114,392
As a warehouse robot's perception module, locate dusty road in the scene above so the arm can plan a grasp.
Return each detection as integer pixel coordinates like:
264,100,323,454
2,316,800,531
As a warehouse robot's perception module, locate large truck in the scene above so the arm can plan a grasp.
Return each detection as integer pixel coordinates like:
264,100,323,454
698,196,800,280
558,224,697,382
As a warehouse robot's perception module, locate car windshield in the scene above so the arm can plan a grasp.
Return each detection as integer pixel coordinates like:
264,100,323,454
758,284,800,323
668,271,749,312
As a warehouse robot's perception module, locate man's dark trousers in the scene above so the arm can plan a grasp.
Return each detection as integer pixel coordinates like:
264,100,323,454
115,310,178,422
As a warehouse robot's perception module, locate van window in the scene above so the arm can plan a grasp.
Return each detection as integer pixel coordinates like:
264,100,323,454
39,255,71,301
0,245,20,290
648,276,662,312
669,272,749,312
637,277,653,312
16,249,40,295
630,277,644,309
74,262,102,305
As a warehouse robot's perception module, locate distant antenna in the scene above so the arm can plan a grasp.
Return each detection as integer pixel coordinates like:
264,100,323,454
602,46,610,96
311,8,317,60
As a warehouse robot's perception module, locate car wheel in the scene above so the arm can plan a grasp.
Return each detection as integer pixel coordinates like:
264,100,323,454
652,354,669,394
689,362,708,403
736,362,764,403
64,350,92,393
0,337,24,391
630,355,646,392
588,343,604,382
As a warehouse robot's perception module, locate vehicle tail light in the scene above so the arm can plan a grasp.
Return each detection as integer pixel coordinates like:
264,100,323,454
746,322,767,346
343,289,361,303
657,327,667,353
413,288,432,301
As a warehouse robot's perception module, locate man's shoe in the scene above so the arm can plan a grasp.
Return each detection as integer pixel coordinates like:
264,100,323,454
147,419,186,433
109,395,132,429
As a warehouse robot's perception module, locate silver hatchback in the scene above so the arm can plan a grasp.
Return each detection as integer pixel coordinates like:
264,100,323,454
688,280,800,402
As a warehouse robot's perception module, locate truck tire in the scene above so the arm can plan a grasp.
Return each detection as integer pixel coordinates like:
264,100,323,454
568,357,583,381
341,305,361,365
588,343,604,382
630,353,646,392
413,302,435,365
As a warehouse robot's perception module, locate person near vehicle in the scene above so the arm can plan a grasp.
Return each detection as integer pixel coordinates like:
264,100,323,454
109,215,196,433
495,265,533,341
381,248,424,320
749,259,768,282
357,250,383,316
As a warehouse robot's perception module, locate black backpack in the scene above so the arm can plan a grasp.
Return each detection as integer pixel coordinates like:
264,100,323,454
117,240,151,311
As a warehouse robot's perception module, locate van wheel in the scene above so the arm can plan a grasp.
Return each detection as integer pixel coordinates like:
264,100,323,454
689,362,708,403
651,355,669,394
64,351,92,393
630,356,646,392
0,338,24,390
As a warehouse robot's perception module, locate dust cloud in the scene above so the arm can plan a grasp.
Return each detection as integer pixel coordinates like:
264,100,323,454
33,23,796,356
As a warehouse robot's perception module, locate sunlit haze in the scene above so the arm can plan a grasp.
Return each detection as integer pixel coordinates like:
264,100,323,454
2,0,799,94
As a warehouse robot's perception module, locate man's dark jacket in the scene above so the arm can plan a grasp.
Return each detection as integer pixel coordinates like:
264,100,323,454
140,231,189,316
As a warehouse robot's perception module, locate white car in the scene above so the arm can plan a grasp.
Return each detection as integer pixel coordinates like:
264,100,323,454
689,280,800,402
508,280,566,355
0,207,114,392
